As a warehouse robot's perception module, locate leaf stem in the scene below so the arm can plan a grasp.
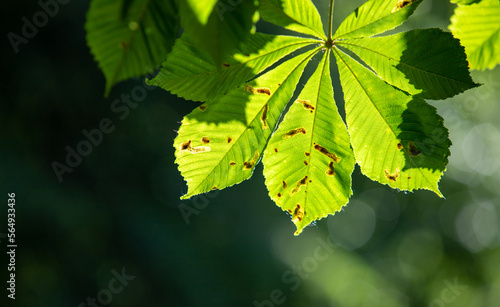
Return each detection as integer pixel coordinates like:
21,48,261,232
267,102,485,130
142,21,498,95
327,0,335,47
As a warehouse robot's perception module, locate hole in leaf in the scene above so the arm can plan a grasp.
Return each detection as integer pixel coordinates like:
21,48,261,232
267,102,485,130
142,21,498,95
392,0,414,13
290,176,308,196
296,99,315,112
326,162,335,176
244,85,271,95
408,141,421,157
314,144,340,162
384,168,400,182
243,151,259,170
179,140,211,154
261,104,269,130
292,204,304,223
283,128,306,139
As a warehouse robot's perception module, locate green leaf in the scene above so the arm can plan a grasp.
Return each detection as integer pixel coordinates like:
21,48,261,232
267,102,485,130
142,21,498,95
449,0,500,70
334,48,451,196
147,33,321,102
262,50,355,235
334,0,422,40
259,0,327,39
337,29,479,99
85,0,178,96
185,0,218,25
180,0,258,67
450,0,481,5
174,48,319,199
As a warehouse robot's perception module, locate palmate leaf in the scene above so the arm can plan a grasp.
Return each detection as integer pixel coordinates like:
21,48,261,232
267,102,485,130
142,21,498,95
136,0,477,235
174,48,319,199
449,0,500,70
334,0,422,40
259,0,326,39
337,29,479,99
334,48,451,196
262,51,355,235
147,33,321,102
86,0,178,96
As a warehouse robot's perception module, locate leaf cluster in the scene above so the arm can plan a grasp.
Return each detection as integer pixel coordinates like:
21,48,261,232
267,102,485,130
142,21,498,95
85,0,482,235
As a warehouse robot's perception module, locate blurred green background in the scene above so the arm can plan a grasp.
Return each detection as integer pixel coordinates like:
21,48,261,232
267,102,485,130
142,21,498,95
1,0,500,306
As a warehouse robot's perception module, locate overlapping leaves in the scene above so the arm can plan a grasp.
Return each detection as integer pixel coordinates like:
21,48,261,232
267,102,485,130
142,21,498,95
87,0,478,235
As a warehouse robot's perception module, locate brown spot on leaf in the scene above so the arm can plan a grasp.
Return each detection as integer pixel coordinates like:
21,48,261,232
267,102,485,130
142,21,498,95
244,85,271,95
290,176,308,196
408,141,421,157
326,162,335,176
229,161,236,166
243,151,259,170
305,152,310,157
287,208,292,214
384,168,400,182
277,193,282,198
282,181,288,189
283,128,306,139
392,0,414,13
397,143,403,150
304,160,308,166
211,186,217,190
201,136,210,144
261,104,269,130
198,105,208,112
227,137,233,143
179,141,211,154
222,62,231,68
314,144,340,162
292,204,305,223
274,148,278,153
408,176,411,179
296,99,315,111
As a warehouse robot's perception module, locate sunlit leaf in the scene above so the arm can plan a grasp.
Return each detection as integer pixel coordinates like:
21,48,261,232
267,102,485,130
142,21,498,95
334,0,422,39
263,50,355,235
449,0,500,70
338,28,479,99
86,0,178,96
175,48,319,199
148,33,321,102
334,48,451,196
259,0,327,39
181,0,258,67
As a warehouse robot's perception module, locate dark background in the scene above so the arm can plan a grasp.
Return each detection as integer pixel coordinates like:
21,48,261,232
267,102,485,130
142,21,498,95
1,0,500,306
